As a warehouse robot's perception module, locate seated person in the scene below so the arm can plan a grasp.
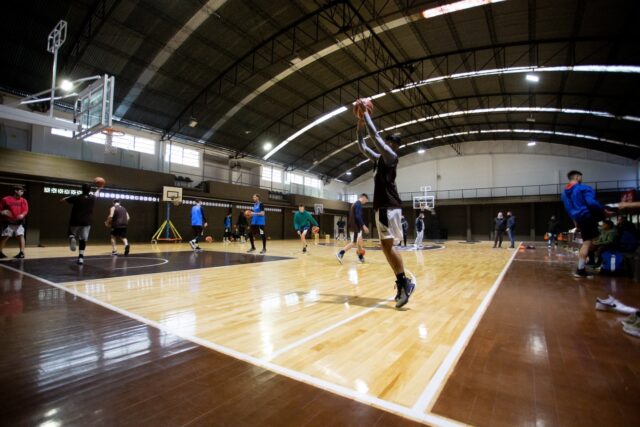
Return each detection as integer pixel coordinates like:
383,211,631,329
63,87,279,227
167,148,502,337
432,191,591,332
616,215,639,253
590,220,617,266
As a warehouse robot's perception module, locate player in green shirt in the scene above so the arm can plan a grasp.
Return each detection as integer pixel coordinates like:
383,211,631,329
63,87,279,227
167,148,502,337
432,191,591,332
294,204,319,254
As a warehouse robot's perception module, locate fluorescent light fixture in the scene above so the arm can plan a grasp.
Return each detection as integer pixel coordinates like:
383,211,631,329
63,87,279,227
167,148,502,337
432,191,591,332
422,0,506,19
346,171,352,175
527,141,536,146
188,117,198,128
263,106,348,160
525,74,540,83
418,149,426,154
263,142,273,151
60,79,73,91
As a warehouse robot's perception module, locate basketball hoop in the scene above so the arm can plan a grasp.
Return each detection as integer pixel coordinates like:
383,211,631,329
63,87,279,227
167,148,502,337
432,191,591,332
101,127,124,154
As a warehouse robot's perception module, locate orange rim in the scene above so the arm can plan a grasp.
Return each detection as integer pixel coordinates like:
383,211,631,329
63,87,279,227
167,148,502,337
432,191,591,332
100,127,125,137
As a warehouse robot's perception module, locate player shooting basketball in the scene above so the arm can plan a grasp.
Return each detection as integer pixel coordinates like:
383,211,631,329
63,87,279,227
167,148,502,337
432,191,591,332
355,99,416,309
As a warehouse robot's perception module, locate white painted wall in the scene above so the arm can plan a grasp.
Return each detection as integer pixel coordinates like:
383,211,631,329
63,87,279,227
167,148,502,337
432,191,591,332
347,140,637,197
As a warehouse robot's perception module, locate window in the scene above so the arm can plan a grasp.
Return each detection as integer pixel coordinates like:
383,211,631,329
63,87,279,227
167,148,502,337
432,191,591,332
165,145,200,167
51,127,156,155
346,194,358,203
261,166,282,183
285,172,304,185
304,177,321,189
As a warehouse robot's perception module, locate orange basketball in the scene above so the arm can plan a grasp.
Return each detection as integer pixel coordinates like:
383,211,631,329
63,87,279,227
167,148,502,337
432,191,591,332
94,176,106,188
244,209,253,219
205,236,213,243
356,248,366,256
312,226,320,234
353,98,373,118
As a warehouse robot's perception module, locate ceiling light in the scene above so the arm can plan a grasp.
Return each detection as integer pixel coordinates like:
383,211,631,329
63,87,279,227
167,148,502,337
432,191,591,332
263,142,273,151
346,171,352,175
418,149,426,154
526,116,536,123
188,117,198,128
60,79,73,91
422,0,506,19
527,141,537,146
525,74,540,83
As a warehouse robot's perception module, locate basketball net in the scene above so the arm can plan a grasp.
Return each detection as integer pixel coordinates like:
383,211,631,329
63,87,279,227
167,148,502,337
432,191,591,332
101,127,124,154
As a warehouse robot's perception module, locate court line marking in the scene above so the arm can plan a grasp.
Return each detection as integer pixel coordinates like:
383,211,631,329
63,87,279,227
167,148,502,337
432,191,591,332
0,262,464,427
84,257,170,270
266,296,395,361
411,243,521,415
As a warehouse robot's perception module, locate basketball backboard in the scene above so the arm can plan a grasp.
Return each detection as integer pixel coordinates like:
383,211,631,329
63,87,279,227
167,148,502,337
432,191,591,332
413,185,435,210
74,74,115,140
162,186,183,203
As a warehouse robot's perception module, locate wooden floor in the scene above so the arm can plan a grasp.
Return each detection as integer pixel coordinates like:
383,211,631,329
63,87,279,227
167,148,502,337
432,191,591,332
0,239,514,425
2,239,638,425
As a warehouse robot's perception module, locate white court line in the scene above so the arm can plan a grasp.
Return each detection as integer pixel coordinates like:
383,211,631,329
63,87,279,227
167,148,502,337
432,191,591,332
411,243,521,415
0,262,467,427
87,257,170,270
266,296,394,361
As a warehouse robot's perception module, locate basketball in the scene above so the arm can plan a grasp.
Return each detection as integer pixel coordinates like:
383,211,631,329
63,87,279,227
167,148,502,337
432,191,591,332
205,236,213,243
353,98,373,119
312,226,320,234
356,248,366,256
244,209,253,219
94,176,106,188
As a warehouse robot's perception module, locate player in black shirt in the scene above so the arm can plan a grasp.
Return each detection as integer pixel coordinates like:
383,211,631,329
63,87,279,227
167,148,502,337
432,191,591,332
62,183,102,265
336,217,346,240
357,103,416,308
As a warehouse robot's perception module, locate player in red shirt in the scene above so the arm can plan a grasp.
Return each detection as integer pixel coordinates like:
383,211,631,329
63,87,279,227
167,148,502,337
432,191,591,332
0,185,29,259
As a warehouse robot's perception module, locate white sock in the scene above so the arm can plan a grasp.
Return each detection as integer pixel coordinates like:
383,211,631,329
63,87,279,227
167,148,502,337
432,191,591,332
578,259,586,270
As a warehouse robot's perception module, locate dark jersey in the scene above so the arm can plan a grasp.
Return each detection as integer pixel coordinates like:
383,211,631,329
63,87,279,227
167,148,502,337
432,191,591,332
373,156,402,209
67,194,96,226
348,201,365,232
112,205,128,228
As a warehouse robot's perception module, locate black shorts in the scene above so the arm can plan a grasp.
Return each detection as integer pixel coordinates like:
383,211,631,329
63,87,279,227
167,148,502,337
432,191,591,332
111,227,127,238
577,217,600,241
351,230,362,243
192,226,203,236
250,225,265,235
338,228,345,234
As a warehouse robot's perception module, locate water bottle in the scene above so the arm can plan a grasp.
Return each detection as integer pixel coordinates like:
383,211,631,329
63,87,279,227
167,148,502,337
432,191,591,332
611,253,616,272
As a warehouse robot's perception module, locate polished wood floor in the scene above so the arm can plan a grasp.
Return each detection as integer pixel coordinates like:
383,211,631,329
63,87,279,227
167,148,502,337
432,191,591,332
4,239,637,425
1,239,514,425
433,245,640,426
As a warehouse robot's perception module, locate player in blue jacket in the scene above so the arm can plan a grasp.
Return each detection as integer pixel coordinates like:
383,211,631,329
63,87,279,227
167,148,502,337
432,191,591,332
189,200,207,251
561,170,613,278
336,193,369,264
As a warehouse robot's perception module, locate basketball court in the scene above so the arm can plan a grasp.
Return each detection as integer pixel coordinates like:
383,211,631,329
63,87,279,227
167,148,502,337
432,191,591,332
1,1,640,426
2,239,516,425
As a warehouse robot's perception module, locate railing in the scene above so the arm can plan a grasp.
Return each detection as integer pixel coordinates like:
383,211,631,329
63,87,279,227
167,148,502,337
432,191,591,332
174,167,327,200
339,179,639,202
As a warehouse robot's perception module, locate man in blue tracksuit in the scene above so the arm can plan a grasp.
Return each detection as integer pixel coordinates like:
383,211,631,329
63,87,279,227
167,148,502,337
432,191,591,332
561,170,612,278
223,211,232,243
247,193,267,254
506,211,516,248
189,200,207,251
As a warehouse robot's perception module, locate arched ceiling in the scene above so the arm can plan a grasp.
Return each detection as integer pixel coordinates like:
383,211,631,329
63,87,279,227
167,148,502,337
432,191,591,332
2,0,639,182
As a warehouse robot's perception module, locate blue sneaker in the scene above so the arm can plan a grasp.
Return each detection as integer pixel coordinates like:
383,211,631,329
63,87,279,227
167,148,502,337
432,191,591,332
395,279,416,309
